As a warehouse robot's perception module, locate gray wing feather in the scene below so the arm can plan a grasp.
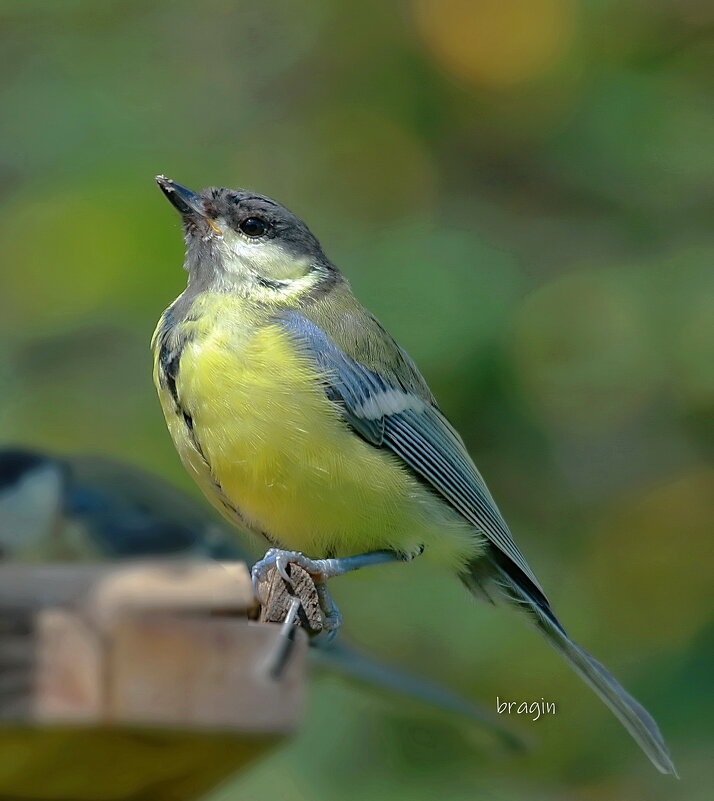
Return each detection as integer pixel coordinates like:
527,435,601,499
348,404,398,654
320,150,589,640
279,310,545,596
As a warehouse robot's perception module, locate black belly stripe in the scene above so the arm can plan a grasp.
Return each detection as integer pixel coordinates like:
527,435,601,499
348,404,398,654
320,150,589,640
157,329,196,439
182,410,208,463
159,344,183,408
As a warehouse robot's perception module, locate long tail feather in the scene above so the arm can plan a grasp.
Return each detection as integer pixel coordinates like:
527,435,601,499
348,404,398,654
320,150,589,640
464,557,678,776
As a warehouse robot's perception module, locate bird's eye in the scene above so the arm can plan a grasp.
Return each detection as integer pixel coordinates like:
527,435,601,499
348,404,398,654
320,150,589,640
239,217,268,238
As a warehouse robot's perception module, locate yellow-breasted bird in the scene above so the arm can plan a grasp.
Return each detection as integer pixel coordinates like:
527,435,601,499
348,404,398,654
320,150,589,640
152,175,676,775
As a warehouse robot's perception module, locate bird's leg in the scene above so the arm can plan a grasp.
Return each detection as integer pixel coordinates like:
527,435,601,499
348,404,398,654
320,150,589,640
252,548,401,585
251,548,401,635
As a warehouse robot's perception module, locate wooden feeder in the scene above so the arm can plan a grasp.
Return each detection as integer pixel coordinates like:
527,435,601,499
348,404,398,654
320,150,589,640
0,561,308,801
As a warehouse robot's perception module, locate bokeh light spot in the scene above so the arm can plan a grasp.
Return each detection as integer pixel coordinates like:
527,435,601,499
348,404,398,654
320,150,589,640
413,0,575,89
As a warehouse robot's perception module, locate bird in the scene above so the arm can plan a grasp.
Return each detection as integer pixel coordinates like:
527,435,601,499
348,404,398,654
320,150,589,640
151,175,676,775
0,446,519,746
0,447,238,562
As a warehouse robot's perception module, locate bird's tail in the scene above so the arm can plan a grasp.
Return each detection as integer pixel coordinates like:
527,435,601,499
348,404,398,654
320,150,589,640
463,555,678,776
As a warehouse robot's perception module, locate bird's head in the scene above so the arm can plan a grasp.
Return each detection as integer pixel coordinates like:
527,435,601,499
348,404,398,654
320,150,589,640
156,176,339,301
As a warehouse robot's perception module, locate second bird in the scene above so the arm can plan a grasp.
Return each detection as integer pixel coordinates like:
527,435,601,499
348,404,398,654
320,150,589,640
151,175,675,775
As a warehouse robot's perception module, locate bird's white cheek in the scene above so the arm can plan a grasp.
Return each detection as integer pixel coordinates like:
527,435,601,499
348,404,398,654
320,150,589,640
216,228,310,282
214,228,258,269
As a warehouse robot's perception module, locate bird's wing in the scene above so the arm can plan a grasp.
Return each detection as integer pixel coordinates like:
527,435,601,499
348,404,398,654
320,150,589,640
278,308,545,596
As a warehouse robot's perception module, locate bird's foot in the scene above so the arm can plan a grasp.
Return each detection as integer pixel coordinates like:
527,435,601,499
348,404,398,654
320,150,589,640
252,548,345,635
252,548,401,636
252,547,401,590
251,548,349,586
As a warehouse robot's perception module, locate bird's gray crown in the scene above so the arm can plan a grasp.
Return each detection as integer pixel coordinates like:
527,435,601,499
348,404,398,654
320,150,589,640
200,186,327,263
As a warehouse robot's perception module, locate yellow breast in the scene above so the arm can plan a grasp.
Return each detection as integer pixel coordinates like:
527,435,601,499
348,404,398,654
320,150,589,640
153,293,478,567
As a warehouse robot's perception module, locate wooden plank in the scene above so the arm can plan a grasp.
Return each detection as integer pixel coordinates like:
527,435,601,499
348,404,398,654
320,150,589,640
107,615,306,732
33,609,103,723
0,562,257,615
0,561,307,801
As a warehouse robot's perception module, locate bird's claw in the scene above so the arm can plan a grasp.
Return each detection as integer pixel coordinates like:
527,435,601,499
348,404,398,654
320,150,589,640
251,548,344,634
252,548,329,590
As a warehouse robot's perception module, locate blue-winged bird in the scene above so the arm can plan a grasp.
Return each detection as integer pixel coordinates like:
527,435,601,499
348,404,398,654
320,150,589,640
151,176,676,774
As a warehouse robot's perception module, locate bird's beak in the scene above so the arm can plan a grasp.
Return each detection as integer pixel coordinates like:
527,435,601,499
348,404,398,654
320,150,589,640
155,175,222,234
155,175,204,216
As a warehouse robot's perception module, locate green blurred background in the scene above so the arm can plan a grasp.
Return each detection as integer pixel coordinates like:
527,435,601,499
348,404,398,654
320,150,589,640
1,0,712,798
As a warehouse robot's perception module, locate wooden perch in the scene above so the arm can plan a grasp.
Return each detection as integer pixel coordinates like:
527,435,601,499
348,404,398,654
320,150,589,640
0,561,309,801
255,563,324,634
